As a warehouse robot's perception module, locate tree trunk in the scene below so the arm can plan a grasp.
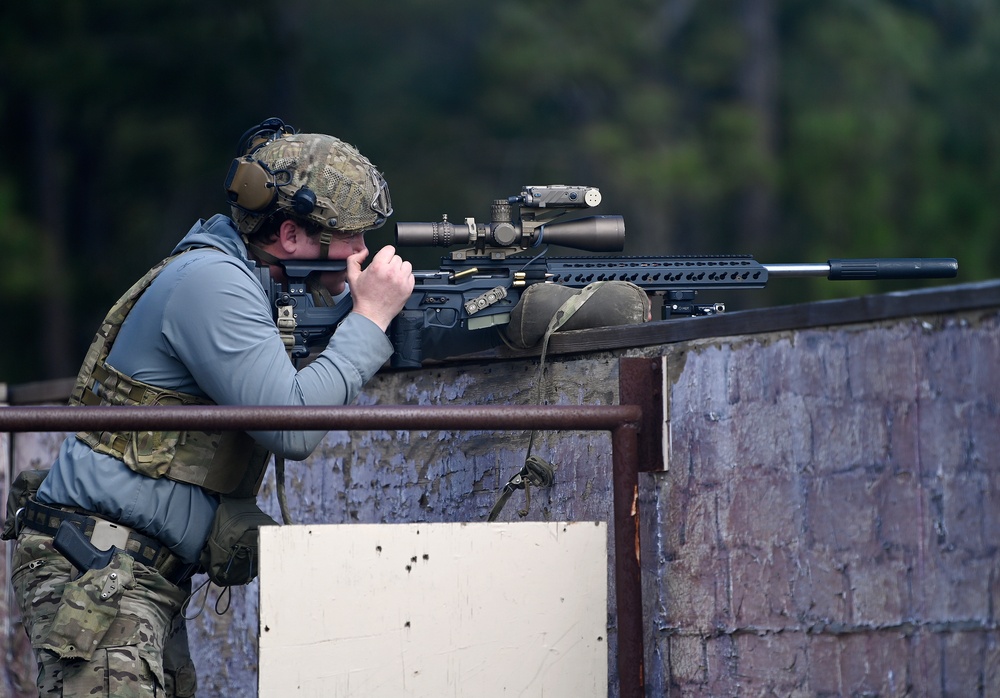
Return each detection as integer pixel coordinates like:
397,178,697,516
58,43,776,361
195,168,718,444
738,0,779,254
34,98,74,378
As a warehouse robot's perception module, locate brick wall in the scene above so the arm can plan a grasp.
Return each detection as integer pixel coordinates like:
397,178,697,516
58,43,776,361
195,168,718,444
646,310,999,696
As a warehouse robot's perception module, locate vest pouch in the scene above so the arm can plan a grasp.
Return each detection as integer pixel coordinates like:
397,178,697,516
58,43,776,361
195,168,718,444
2,469,48,540
126,429,183,479
122,387,201,479
200,496,278,587
124,424,265,496
112,381,198,479
170,431,268,496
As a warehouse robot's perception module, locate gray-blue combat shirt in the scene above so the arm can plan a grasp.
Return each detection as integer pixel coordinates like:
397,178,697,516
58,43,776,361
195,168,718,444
38,214,393,562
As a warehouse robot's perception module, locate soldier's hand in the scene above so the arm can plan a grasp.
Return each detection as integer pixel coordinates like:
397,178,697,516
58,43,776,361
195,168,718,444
347,245,414,331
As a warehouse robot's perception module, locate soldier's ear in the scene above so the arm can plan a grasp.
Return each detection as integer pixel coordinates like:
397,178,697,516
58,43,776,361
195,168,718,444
276,218,303,254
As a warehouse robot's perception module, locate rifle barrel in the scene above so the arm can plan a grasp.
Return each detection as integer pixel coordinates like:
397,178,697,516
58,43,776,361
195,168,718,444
763,263,831,278
765,258,958,281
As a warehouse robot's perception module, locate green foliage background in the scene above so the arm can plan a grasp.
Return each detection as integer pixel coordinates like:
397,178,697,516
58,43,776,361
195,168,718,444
0,0,995,383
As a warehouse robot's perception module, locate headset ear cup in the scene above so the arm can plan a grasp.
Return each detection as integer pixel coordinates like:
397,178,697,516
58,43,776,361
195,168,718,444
225,158,277,211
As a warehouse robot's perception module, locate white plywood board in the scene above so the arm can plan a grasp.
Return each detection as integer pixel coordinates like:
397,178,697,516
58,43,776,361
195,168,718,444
258,522,608,697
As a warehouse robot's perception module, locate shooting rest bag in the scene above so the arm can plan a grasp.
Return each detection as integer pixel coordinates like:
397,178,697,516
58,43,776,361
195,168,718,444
503,281,650,349
69,248,270,497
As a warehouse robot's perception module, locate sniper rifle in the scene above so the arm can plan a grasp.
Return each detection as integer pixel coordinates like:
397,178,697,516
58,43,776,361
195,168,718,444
254,185,959,368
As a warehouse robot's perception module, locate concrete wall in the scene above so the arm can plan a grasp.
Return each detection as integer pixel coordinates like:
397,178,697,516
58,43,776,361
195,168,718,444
3,286,998,696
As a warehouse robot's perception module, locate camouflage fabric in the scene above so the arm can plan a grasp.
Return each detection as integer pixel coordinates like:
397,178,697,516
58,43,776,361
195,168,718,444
231,132,392,236
504,280,651,349
11,531,195,697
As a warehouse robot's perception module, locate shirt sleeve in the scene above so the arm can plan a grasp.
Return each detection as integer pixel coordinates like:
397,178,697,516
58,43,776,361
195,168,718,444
160,256,393,459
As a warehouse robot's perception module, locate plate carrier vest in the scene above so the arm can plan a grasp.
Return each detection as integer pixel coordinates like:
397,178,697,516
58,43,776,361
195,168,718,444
70,249,271,497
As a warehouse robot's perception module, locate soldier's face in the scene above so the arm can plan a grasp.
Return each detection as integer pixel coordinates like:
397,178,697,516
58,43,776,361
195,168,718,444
297,230,368,295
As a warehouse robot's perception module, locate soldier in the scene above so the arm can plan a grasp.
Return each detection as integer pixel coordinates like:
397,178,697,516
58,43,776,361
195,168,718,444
5,118,413,696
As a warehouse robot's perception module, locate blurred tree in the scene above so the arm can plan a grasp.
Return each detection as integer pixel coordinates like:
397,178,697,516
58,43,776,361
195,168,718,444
781,0,1000,299
0,0,996,384
0,0,285,381
474,0,788,257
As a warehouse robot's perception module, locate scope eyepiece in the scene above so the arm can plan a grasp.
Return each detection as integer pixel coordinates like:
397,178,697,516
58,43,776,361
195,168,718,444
394,219,465,248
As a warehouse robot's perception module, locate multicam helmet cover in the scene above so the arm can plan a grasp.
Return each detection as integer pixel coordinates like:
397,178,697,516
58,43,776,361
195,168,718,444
226,118,392,238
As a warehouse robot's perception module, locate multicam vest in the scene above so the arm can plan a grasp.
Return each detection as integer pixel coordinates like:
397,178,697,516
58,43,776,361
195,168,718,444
70,249,271,497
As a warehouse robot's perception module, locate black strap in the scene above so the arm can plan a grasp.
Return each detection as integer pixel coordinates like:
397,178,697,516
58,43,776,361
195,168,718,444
487,456,556,522
22,499,196,584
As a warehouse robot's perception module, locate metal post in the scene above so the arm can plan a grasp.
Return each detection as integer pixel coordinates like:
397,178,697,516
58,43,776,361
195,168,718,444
612,420,644,698
0,402,647,696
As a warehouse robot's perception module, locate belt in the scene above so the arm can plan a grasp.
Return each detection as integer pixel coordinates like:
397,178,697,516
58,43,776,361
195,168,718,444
22,499,198,585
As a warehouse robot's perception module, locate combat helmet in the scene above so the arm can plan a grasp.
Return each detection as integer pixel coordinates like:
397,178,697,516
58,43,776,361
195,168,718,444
224,117,392,256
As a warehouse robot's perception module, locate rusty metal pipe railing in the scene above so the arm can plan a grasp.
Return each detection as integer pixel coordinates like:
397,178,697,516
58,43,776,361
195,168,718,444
0,403,646,698
0,404,637,434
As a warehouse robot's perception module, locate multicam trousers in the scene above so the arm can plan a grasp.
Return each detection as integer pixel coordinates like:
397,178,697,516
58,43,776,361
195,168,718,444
11,531,197,697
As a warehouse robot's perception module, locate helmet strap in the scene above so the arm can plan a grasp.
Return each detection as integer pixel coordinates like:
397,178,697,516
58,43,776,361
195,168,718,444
245,241,282,268
306,274,336,307
318,230,332,260
303,231,338,306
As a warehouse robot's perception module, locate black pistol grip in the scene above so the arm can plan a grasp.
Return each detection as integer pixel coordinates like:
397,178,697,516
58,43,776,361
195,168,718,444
53,520,117,573
390,311,424,369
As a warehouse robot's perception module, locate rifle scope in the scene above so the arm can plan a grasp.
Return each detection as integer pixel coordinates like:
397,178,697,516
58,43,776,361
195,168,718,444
395,214,626,253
